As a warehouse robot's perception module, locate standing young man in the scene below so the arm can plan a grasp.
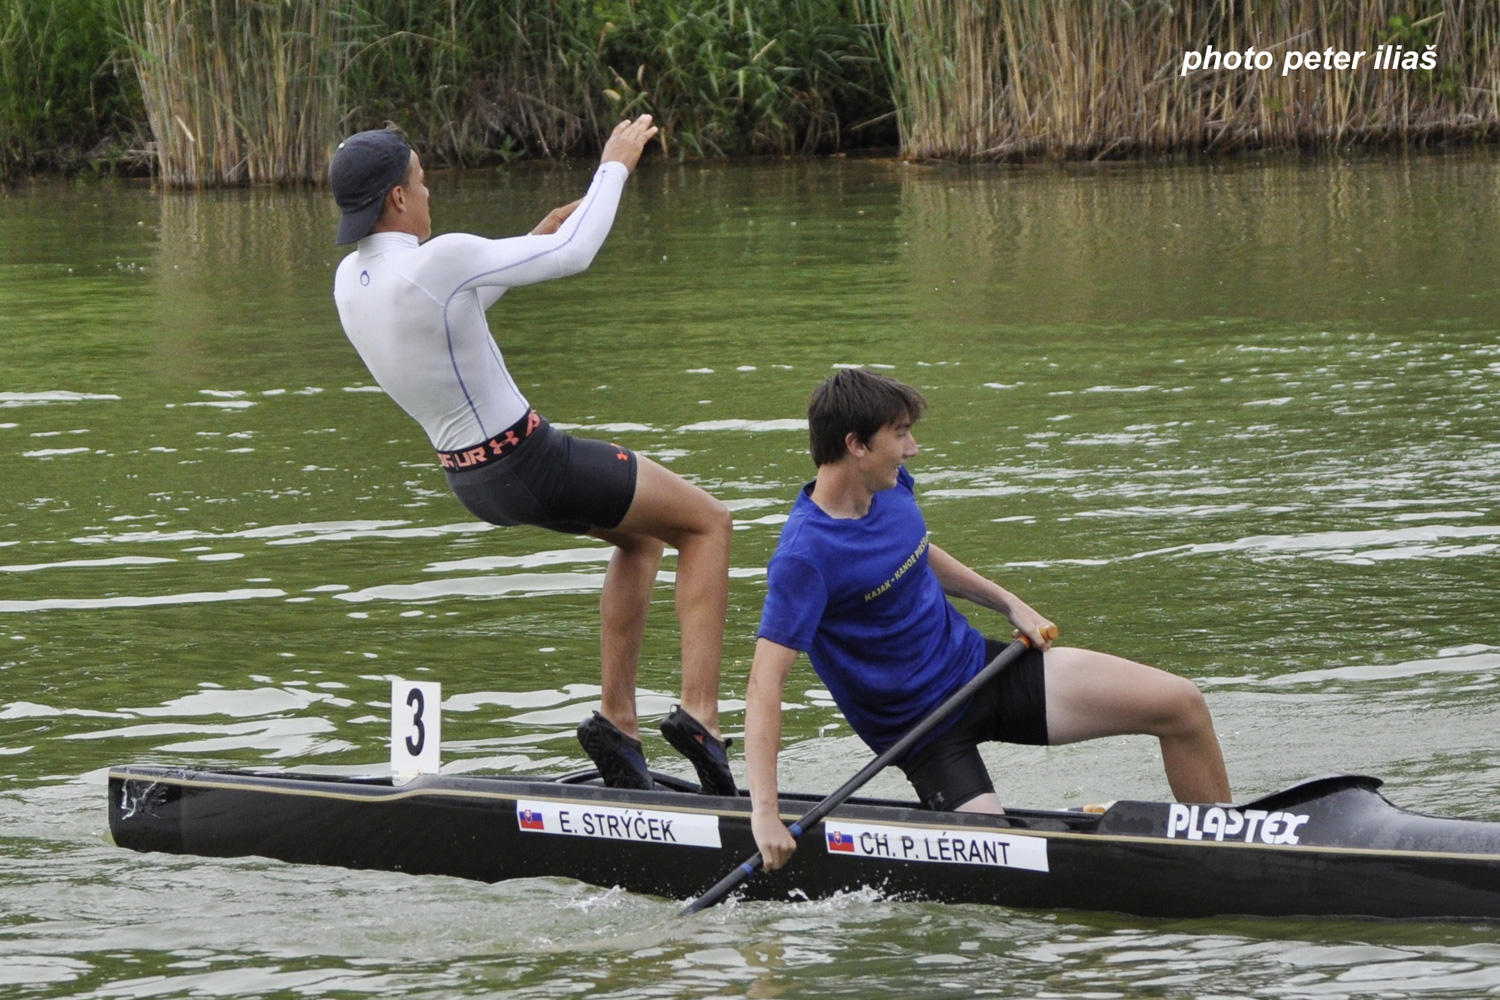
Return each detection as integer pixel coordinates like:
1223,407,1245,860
747,368,1231,868
329,117,734,795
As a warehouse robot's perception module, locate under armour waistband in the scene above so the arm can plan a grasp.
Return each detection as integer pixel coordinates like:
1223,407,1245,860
437,409,542,471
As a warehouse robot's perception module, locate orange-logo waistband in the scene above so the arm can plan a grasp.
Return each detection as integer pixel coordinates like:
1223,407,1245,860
438,409,542,471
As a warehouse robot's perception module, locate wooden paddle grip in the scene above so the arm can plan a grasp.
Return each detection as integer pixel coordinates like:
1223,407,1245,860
1018,624,1059,648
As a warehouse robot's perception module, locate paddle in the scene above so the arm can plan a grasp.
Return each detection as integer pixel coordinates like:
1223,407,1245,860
679,631,1053,915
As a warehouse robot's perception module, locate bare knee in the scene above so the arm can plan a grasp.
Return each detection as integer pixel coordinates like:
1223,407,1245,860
631,535,668,560
1158,677,1213,737
682,499,732,550
601,529,665,562
704,499,732,538
624,534,666,561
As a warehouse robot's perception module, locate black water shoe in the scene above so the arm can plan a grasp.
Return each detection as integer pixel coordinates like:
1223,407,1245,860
660,705,737,797
577,712,653,790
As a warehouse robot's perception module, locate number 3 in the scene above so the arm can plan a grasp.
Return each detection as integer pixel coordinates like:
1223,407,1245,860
391,678,440,775
405,687,425,756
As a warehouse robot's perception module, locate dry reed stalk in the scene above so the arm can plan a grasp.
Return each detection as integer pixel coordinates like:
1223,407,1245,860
120,0,346,186
882,0,1500,160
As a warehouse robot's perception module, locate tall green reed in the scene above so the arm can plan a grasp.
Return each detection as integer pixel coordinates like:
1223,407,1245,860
591,0,890,157
119,0,346,186
0,0,133,179
16,0,1500,184
879,0,1500,161
341,0,594,164
343,0,893,165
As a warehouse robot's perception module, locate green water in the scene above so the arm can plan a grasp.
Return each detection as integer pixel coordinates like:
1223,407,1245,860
2,151,1499,997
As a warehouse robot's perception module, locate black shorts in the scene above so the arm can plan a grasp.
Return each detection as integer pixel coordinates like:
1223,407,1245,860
897,638,1049,811
444,419,638,535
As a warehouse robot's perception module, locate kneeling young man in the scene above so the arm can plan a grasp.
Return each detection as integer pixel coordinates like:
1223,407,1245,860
747,368,1231,870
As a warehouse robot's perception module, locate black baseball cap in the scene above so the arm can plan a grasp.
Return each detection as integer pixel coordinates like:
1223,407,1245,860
330,128,413,245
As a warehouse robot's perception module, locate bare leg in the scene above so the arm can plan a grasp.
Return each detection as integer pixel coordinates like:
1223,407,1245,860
956,792,1005,815
583,528,663,740
591,455,731,737
1043,647,1231,803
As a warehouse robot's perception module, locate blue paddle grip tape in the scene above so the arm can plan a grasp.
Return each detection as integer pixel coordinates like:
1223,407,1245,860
739,861,756,876
788,822,804,839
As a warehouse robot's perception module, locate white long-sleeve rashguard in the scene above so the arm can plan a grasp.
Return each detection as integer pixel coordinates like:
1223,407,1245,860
333,161,629,453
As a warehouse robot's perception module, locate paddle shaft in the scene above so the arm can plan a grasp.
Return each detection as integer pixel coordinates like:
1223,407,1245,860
679,638,1034,915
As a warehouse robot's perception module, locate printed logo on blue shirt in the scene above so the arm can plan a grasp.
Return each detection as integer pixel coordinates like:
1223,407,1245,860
864,534,929,602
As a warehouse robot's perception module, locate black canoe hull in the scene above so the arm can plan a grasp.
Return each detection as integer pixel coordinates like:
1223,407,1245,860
108,766,1500,920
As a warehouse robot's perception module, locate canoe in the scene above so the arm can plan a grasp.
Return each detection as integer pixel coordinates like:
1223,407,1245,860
107,765,1500,920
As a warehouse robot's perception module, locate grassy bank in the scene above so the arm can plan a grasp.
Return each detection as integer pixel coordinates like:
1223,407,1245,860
119,0,345,186
883,0,1500,160
110,0,892,186
344,0,893,164
2,0,891,184
0,0,137,177
3,0,1499,184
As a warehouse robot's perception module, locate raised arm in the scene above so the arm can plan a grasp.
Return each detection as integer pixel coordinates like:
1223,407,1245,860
449,162,626,296
927,543,1057,650
528,115,659,236
746,637,801,871
448,116,660,297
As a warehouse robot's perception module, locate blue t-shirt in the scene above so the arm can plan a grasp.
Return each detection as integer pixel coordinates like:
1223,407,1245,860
757,467,988,754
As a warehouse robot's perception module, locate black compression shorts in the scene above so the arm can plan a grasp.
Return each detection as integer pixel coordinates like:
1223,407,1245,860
444,418,638,535
897,638,1049,811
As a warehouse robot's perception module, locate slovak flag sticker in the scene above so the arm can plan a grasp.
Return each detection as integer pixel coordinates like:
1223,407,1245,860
518,807,546,831
826,828,855,852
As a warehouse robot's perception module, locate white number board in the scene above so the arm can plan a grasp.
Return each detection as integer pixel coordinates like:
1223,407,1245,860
390,679,441,776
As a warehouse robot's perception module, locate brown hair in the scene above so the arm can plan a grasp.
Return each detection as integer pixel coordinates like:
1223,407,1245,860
807,368,926,467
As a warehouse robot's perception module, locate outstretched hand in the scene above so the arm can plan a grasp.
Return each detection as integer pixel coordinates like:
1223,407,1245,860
600,114,659,173
531,199,582,235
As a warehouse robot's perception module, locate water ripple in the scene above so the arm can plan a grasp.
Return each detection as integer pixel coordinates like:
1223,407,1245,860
0,391,119,406
333,573,607,603
0,556,175,573
675,418,806,432
0,588,285,613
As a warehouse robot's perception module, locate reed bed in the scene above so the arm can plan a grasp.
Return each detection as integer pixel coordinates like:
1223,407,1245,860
119,0,346,186
0,0,133,178
881,0,1500,161
344,0,890,164
587,0,889,158
113,0,887,184
341,0,600,165
9,0,1500,183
